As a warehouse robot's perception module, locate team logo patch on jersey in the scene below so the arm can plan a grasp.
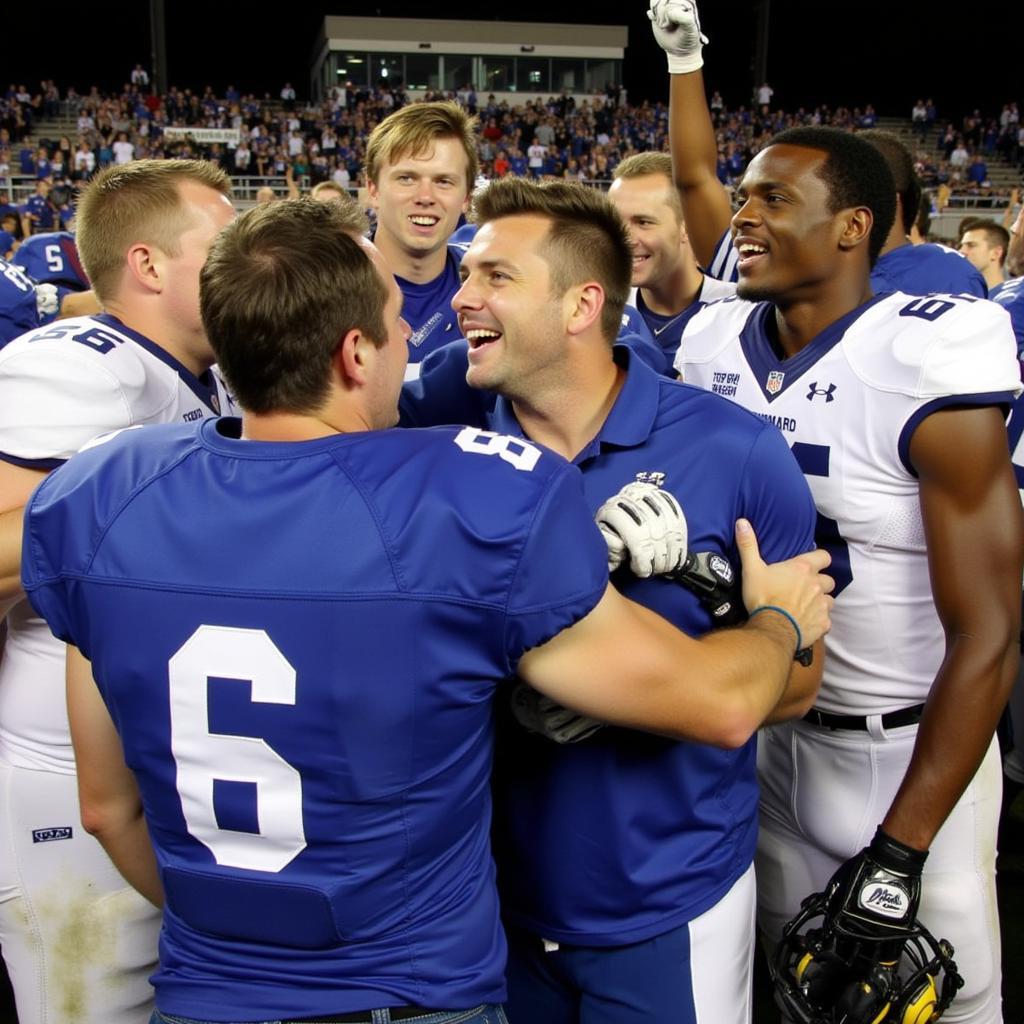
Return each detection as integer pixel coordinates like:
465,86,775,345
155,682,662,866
32,827,72,843
858,882,909,919
766,371,785,395
806,382,837,402
634,471,666,486
409,312,443,348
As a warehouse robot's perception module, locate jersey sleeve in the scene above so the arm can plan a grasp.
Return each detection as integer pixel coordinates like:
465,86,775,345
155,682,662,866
912,298,1020,400
504,463,609,670
737,422,817,563
707,229,739,283
0,341,144,467
0,261,42,346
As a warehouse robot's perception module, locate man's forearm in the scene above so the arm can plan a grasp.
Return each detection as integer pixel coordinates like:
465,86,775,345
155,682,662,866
881,631,1018,850
85,808,164,907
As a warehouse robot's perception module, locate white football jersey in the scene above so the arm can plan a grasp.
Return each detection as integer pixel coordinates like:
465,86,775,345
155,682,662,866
0,314,236,772
677,292,1021,714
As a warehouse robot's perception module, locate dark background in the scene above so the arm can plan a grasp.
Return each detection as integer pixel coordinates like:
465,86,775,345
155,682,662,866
3,2,1019,121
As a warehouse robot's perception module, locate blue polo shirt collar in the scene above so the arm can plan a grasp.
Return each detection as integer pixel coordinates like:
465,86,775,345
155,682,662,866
488,344,659,466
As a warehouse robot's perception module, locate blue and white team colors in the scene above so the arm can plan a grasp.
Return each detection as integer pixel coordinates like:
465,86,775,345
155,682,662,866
0,257,54,347
0,312,234,768
403,344,816,946
0,312,235,1024
677,291,1021,715
13,231,90,293
629,276,737,367
23,419,608,1021
399,241,466,377
991,277,1024,354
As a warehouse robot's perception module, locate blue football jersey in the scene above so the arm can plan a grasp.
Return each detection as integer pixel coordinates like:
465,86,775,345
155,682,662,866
0,258,44,347
870,243,987,297
398,244,466,368
14,231,90,291
991,278,1024,355
402,345,817,943
23,419,607,1020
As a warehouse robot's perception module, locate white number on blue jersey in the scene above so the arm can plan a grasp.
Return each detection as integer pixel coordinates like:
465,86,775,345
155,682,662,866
44,244,63,274
1,261,32,293
168,626,307,872
453,427,542,472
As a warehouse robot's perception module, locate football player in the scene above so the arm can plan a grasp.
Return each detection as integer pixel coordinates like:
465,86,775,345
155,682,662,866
657,3,987,299
22,198,833,1024
0,159,236,1024
651,5,1022,1019
366,101,477,377
608,152,735,368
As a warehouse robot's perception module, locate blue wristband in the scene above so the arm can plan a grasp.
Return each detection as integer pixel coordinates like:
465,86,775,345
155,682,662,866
748,604,802,656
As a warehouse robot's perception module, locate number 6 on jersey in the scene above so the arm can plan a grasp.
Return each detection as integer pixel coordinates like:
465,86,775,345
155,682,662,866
169,625,306,872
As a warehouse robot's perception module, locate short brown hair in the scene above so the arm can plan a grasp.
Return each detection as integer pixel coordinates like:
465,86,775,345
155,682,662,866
76,159,231,302
365,101,479,193
473,178,632,343
960,219,1009,265
200,199,388,415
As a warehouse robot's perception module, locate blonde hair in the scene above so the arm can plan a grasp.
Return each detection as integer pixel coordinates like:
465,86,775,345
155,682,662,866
613,152,683,218
76,159,232,301
365,101,478,192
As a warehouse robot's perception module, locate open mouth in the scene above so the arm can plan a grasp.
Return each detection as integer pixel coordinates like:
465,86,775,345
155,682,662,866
465,328,502,353
408,214,441,231
736,241,768,271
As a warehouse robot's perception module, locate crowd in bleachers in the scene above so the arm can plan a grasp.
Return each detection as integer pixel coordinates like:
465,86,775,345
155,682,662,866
0,77,1021,228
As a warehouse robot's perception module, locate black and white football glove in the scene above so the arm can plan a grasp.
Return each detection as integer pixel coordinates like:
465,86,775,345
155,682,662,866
823,827,927,965
648,0,709,74
595,482,687,576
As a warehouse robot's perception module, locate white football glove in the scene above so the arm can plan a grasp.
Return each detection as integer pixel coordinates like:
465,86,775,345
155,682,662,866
595,482,688,577
34,283,59,319
509,683,607,744
648,0,709,74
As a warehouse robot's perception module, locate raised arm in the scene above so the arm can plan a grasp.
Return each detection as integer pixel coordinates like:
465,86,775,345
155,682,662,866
650,0,734,269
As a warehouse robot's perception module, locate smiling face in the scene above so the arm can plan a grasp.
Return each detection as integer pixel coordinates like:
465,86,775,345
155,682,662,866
367,137,470,272
607,173,686,291
731,144,848,305
452,214,569,399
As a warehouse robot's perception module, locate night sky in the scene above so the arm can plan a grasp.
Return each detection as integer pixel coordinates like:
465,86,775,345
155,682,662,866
5,2,1019,124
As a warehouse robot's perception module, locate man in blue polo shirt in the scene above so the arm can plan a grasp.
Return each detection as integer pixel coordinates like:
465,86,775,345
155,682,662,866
401,177,822,1024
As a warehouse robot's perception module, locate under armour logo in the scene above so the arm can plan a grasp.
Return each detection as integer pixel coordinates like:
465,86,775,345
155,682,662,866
806,382,837,402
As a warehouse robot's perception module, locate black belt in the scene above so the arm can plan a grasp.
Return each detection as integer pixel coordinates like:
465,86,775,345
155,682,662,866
285,1008,444,1023
802,703,925,731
